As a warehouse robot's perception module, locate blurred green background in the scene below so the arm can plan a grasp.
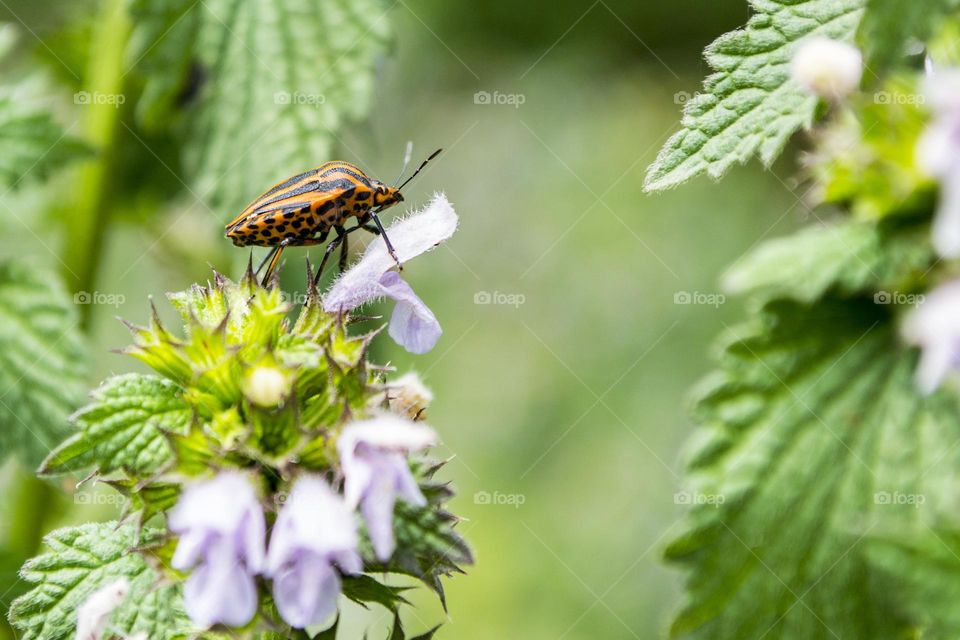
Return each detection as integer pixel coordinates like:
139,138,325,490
0,0,802,637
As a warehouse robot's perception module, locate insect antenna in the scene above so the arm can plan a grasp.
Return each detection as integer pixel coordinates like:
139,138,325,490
392,140,414,185
395,148,442,193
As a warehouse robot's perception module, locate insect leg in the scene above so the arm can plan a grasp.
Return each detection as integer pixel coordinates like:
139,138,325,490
370,211,402,271
338,229,349,272
255,245,280,276
262,238,291,286
314,227,347,287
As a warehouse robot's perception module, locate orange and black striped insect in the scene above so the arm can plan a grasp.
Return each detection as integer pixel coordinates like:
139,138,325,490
225,148,442,286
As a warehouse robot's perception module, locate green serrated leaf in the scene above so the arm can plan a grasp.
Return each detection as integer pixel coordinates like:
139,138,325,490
722,217,934,303
128,0,393,213
644,0,864,192
867,528,960,638
40,373,191,476
9,522,191,640
0,260,87,467
858,0,958,73
667,298,960,639
342,574,410,612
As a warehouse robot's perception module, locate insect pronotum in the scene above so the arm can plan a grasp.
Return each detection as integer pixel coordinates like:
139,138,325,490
225,148,442,286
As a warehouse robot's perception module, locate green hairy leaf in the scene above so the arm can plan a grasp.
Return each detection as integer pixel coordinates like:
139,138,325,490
129,0,393,212
41,373,191,476
0,260,87,467
8,522,191,640
723,218,933,303
667,298,960,639
644,0,864,192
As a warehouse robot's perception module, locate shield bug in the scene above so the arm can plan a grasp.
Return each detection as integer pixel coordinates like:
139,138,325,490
225,148,442,285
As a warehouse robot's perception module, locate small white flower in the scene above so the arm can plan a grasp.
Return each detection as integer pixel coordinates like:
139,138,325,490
790,37,863,100
903,280,960,393
243,365,291,407
917,70,960,257
75,578,130,640
324,193,458,354
338,415,437,560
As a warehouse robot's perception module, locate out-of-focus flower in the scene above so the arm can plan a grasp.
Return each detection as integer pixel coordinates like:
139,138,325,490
338,415,437,560
324,193,458,354
903,280,960,394
75,578,129,640
918,71,960,257
169,472,266,628
243,365,291,407
265,477,361,628
790,37,863,100
388,372,433,420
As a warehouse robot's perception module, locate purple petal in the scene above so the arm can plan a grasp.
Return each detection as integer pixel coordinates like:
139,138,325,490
360,473,400,561
182,542,258,628
272,553,341,629
379,272,442,354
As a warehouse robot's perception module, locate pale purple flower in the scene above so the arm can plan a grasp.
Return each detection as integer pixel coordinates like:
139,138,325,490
168,472,266,629
75,578,129,640
324,193,458,354
265,477,361,629
917,71,960,257
903,280,960,393
338,415,437,561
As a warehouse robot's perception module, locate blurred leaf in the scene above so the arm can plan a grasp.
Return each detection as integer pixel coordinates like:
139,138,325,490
0,100,90,187
867,528,960,637
0,259,87,468
667,298,960,639
128,0,393,213
9,522,190,640
644,0,863,192
723,217,933,303
40,373,190,476
858,0,958,73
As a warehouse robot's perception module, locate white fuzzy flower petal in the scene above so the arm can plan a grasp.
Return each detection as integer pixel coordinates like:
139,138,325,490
75,578,130,640
323,193,458,312
339,415,438,458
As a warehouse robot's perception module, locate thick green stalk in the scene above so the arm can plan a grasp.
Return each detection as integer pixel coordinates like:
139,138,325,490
60,0,131,321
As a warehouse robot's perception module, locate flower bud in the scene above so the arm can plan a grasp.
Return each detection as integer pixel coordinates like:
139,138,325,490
389,372,433,420
243,366,291,407
790,37,863,100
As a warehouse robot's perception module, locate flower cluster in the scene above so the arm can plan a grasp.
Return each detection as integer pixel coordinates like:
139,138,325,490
42,197,471,638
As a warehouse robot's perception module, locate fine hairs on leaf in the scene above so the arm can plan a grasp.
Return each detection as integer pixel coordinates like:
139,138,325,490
644,0,863,192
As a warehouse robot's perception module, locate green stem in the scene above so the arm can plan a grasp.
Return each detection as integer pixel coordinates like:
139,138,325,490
60,0,131,324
